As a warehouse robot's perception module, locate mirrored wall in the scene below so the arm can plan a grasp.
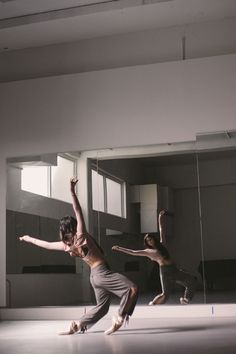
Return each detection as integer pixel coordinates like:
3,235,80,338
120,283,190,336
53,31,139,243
93,145,203,306
8,133,236,308
196,130,236,304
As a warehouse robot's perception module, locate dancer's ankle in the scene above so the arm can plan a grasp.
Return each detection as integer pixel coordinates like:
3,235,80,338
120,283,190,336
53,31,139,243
117,315,124,324
104,315,124,335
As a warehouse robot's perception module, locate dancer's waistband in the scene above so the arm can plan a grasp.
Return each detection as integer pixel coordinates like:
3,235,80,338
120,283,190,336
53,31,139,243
90,262,109,273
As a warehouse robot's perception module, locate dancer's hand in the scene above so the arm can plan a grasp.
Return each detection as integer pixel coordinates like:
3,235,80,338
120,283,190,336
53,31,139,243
159,210,166,217
112,245,120,251
70,177,78,192
159,210,174,217
19,235,31,243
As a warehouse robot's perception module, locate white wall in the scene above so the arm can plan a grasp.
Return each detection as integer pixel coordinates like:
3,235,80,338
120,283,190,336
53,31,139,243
1,54,236,156
1,53,236,306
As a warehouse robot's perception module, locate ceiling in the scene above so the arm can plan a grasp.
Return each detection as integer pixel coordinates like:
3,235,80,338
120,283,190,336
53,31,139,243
0,0,236,52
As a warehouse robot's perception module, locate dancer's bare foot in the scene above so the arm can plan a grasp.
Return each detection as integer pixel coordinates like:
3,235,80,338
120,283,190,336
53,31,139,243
180,297,189,305
104,315,124,335
148,293,167,305
59,321,81,335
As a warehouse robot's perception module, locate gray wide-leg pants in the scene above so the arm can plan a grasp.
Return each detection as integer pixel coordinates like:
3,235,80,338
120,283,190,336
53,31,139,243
160,264,196,300
79,264,138,328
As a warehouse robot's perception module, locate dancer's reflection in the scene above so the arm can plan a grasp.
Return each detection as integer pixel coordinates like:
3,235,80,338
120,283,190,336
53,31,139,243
112,210,196,305
19,177,138,335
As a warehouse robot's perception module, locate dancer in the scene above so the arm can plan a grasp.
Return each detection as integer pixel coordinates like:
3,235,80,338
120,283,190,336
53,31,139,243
112,210,196,305
19,177,138,335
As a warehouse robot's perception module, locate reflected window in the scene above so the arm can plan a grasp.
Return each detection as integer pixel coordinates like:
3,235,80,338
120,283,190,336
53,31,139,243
106,178,122,217
51,156,75,203
21,155,76,202
92,169,126,218
92,170,105,212
21,166,49,197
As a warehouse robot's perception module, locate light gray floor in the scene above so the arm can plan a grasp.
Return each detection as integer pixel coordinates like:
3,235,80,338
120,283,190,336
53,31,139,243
1,315,236,354
2,291,236,354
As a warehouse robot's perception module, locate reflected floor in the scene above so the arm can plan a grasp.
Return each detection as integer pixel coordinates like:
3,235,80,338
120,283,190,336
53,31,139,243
145,290,236,304
105,290,236,306
6,290,236,309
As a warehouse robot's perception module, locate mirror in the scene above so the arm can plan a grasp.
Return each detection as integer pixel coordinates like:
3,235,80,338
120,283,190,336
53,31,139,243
6,141,206,307
94,145,204,306
196,130,236,304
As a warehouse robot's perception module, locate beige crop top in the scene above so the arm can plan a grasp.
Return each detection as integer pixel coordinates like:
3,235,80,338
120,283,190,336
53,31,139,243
68,232,106,266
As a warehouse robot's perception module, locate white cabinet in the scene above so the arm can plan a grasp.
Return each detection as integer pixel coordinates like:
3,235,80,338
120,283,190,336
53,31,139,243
139,184,157,233
130,184,173,233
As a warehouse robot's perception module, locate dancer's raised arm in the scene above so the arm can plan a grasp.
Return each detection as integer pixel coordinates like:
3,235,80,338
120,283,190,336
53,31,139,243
158,210,174,245
158,210,167,245
70,177,87,235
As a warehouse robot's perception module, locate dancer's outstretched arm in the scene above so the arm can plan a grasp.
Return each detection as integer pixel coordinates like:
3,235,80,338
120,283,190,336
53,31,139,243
112,245,148,257
19,235,66,251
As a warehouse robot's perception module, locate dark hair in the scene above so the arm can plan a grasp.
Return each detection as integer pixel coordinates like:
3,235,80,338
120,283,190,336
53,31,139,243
59,216,77,243
144,233,158,249
144,233,170,259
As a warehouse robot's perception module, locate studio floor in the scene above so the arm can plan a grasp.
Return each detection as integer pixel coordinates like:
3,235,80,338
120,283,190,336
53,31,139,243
1,315,236,354
2,291,236,354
